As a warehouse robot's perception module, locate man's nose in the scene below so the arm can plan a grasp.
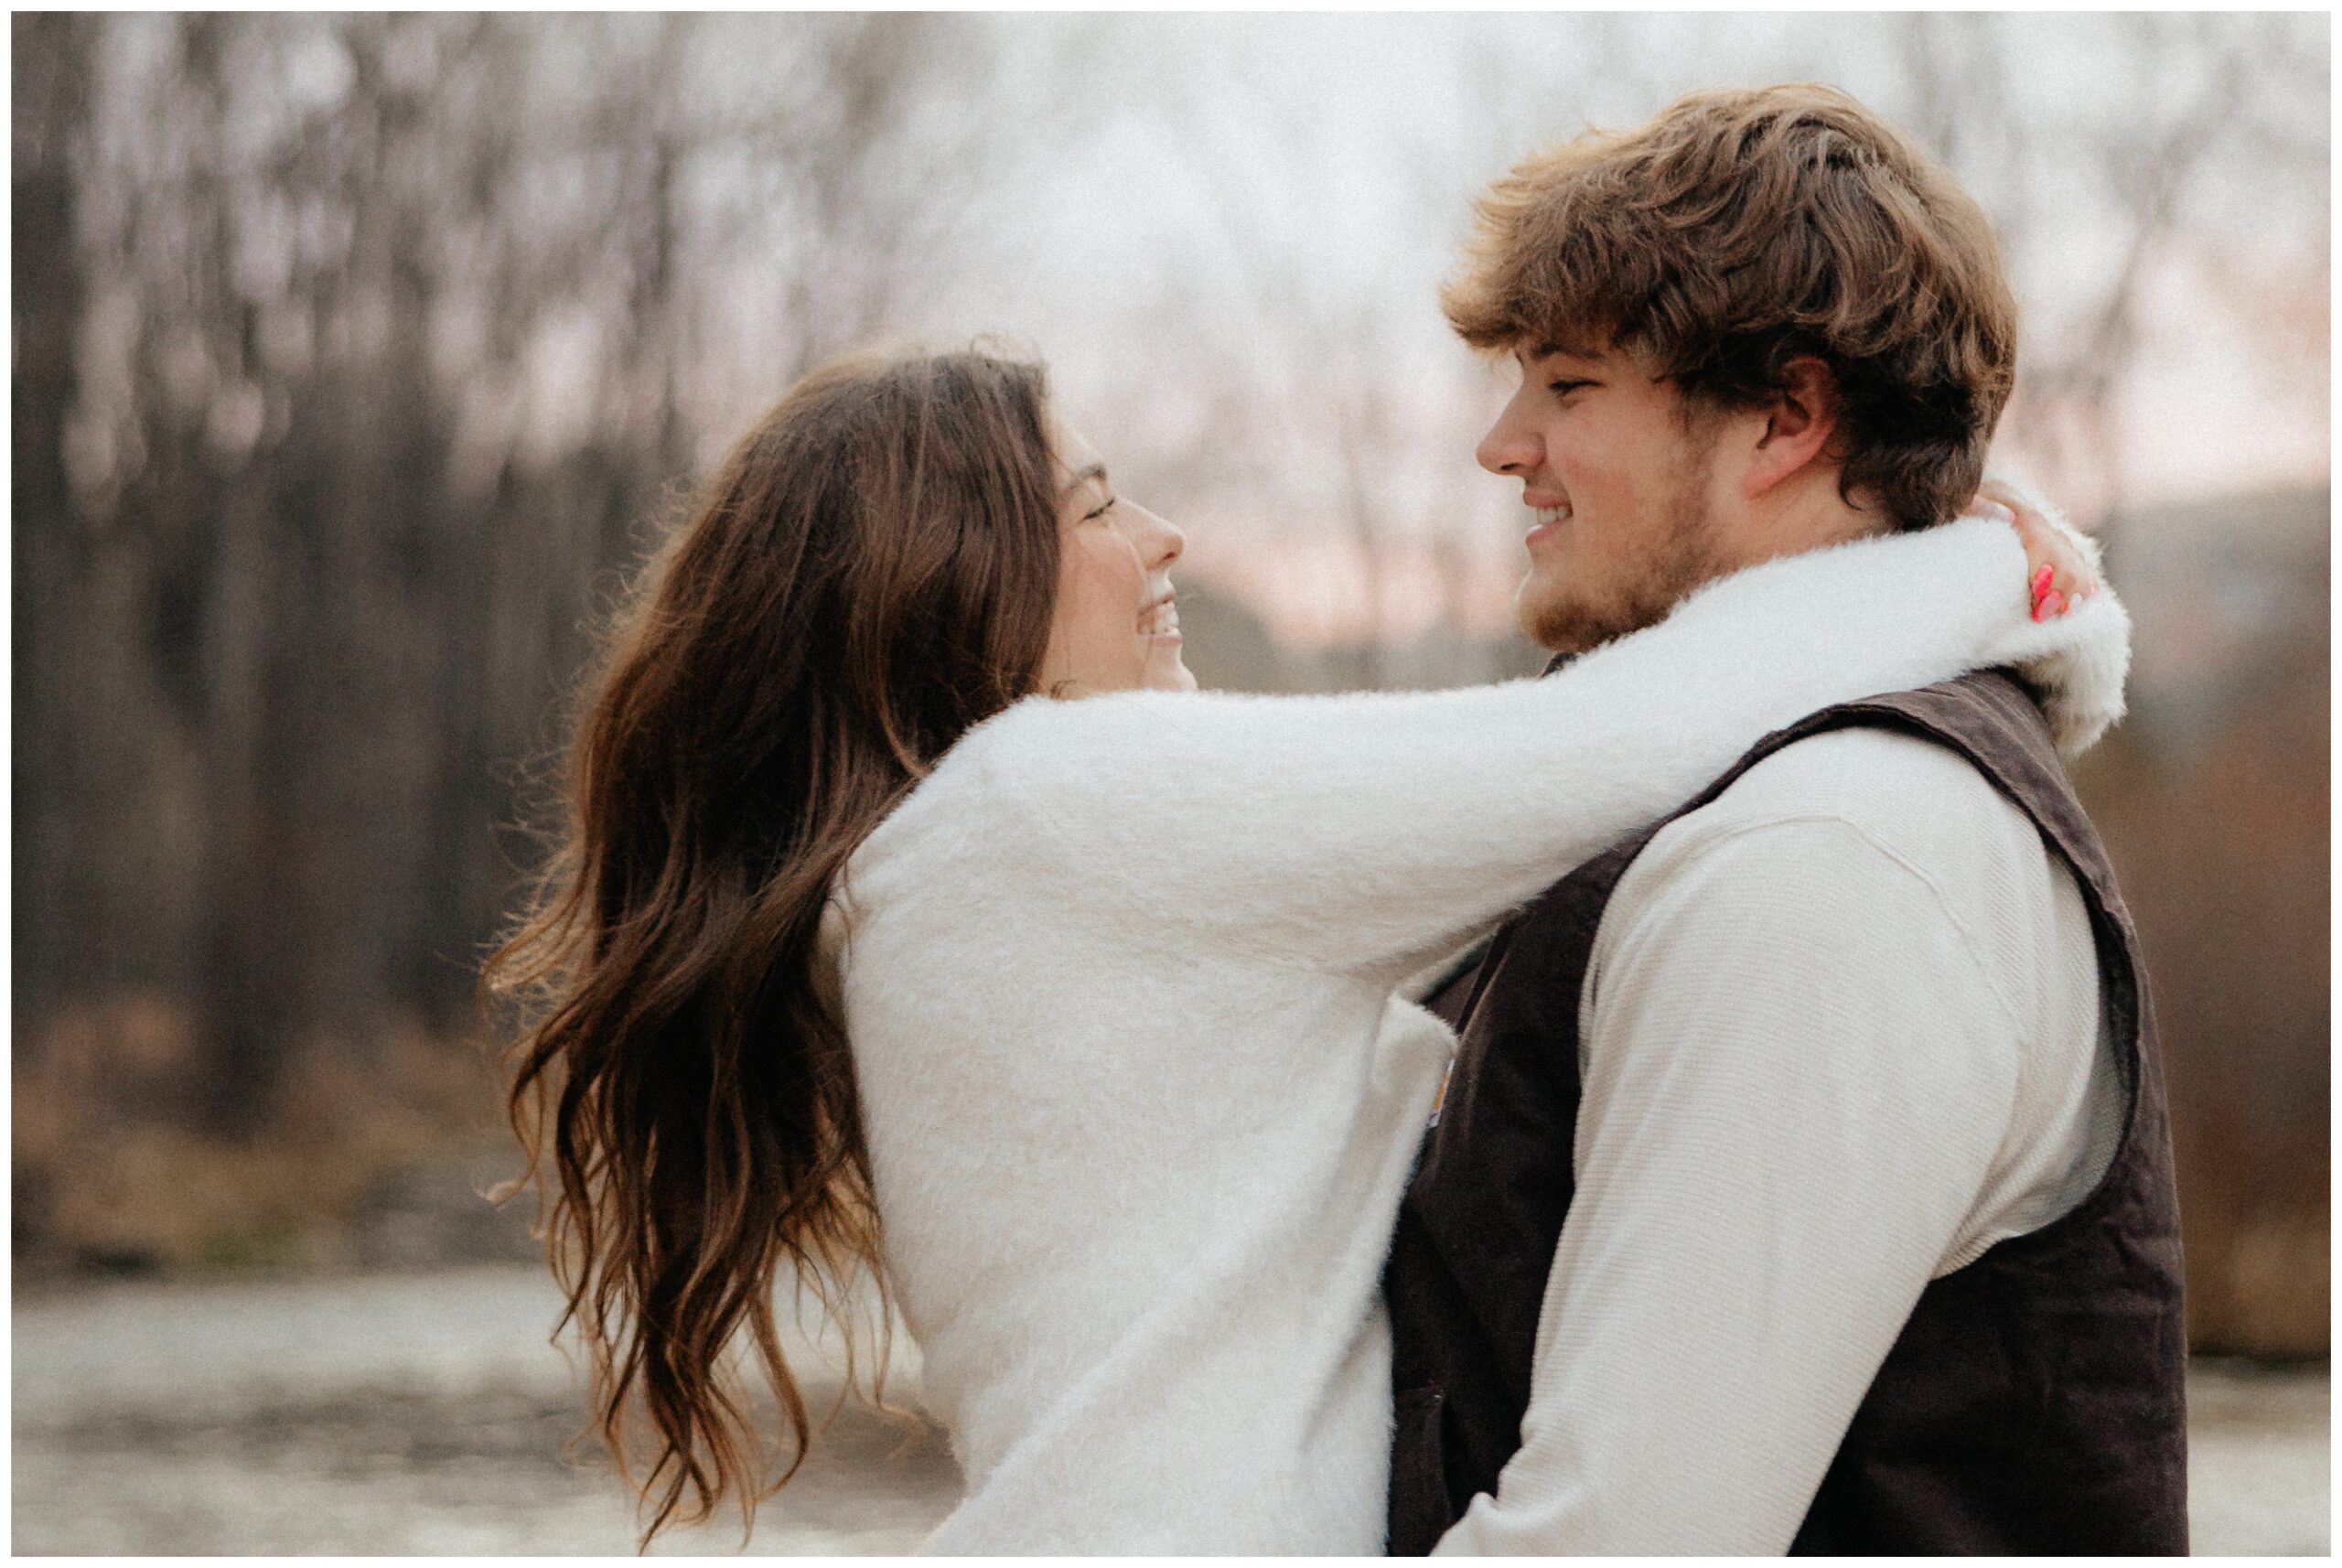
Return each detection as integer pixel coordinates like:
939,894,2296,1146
1477,393,1542,477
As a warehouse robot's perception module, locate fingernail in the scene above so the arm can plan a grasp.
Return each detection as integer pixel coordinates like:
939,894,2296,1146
2031,596,2048,622
2032,564,2055,596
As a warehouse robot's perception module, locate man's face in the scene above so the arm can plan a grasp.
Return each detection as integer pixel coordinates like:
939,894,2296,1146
1477,341,1735,655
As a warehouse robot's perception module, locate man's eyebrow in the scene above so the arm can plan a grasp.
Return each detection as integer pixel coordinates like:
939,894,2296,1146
1058,461,1108,499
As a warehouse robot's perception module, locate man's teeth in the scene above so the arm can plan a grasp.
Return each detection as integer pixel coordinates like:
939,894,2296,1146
1140,602,1180,635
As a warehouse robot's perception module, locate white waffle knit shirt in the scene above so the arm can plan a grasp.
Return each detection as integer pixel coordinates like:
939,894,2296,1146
824,516,2130,1554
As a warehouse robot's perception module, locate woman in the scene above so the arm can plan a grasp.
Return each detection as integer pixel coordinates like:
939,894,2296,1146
487,348,2119,1552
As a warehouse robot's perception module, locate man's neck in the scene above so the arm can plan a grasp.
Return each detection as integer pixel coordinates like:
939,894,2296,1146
1728,474,1889,572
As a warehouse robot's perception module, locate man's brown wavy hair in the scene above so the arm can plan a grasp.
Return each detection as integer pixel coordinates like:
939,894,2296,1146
483,348,1062,1546
1444,82,2018,531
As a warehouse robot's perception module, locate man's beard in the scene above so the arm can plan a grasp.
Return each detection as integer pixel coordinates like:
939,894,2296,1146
1524,454,1729,657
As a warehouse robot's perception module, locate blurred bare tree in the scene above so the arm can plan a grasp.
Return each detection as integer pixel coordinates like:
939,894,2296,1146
1889,12,2328,528
12,12,1004,1262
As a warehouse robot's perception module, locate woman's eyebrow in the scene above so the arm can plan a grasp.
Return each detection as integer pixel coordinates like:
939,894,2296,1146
1058,461,1108,499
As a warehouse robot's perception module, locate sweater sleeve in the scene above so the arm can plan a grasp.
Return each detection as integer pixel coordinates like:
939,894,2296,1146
959,513,2127,982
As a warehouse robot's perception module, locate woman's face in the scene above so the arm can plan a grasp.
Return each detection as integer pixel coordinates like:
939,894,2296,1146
1038,418,1195,697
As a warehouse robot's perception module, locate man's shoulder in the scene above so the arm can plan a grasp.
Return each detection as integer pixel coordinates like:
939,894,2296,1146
1623,725,2060,938
1588,725,2088,1033
1677,724,2037,863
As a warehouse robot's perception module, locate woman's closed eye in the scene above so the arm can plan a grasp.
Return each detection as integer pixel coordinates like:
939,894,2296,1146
1083,494,1119,522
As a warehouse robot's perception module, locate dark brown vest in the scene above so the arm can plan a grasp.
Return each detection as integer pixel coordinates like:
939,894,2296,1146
1382,671,2188,1555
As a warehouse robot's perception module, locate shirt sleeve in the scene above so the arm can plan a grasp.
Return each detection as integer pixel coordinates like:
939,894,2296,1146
958,515,2118,985
1430,813,2025,1555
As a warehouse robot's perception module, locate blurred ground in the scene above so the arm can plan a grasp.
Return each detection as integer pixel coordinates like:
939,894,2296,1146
12,1263,2328,1554
10,1264,953,1555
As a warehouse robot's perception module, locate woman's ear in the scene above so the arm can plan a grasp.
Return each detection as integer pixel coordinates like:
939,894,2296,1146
1744,355,1842,499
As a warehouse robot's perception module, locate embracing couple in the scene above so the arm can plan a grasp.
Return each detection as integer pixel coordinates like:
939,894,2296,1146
491,84,2186,1555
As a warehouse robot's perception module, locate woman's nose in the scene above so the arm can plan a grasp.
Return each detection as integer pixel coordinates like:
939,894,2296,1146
1477,393,1542,477
1134,503,1184,569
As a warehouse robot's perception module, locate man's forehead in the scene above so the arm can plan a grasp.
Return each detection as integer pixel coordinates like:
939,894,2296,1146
1516,338,1606,368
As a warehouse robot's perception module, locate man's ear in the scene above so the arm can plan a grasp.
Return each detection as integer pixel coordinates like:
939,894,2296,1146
1743,356,1841,499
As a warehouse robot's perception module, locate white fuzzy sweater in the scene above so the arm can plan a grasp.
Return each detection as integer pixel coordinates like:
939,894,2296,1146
825,517,2129,1555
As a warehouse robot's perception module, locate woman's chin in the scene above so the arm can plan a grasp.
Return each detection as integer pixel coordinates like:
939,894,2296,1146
1145,642,1198,692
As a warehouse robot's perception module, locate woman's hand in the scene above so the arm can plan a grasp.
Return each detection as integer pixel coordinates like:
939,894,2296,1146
1963,478,2100,621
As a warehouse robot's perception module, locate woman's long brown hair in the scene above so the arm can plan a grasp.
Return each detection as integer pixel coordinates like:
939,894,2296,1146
483,349,1063,1544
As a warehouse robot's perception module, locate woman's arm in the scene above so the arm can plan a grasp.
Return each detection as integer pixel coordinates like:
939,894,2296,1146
961,510,2127,983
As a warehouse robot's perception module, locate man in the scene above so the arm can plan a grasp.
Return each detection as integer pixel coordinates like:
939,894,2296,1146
1382,84,2186,1553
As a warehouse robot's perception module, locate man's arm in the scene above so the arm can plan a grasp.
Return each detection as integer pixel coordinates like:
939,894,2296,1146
1432,809,2033,1555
